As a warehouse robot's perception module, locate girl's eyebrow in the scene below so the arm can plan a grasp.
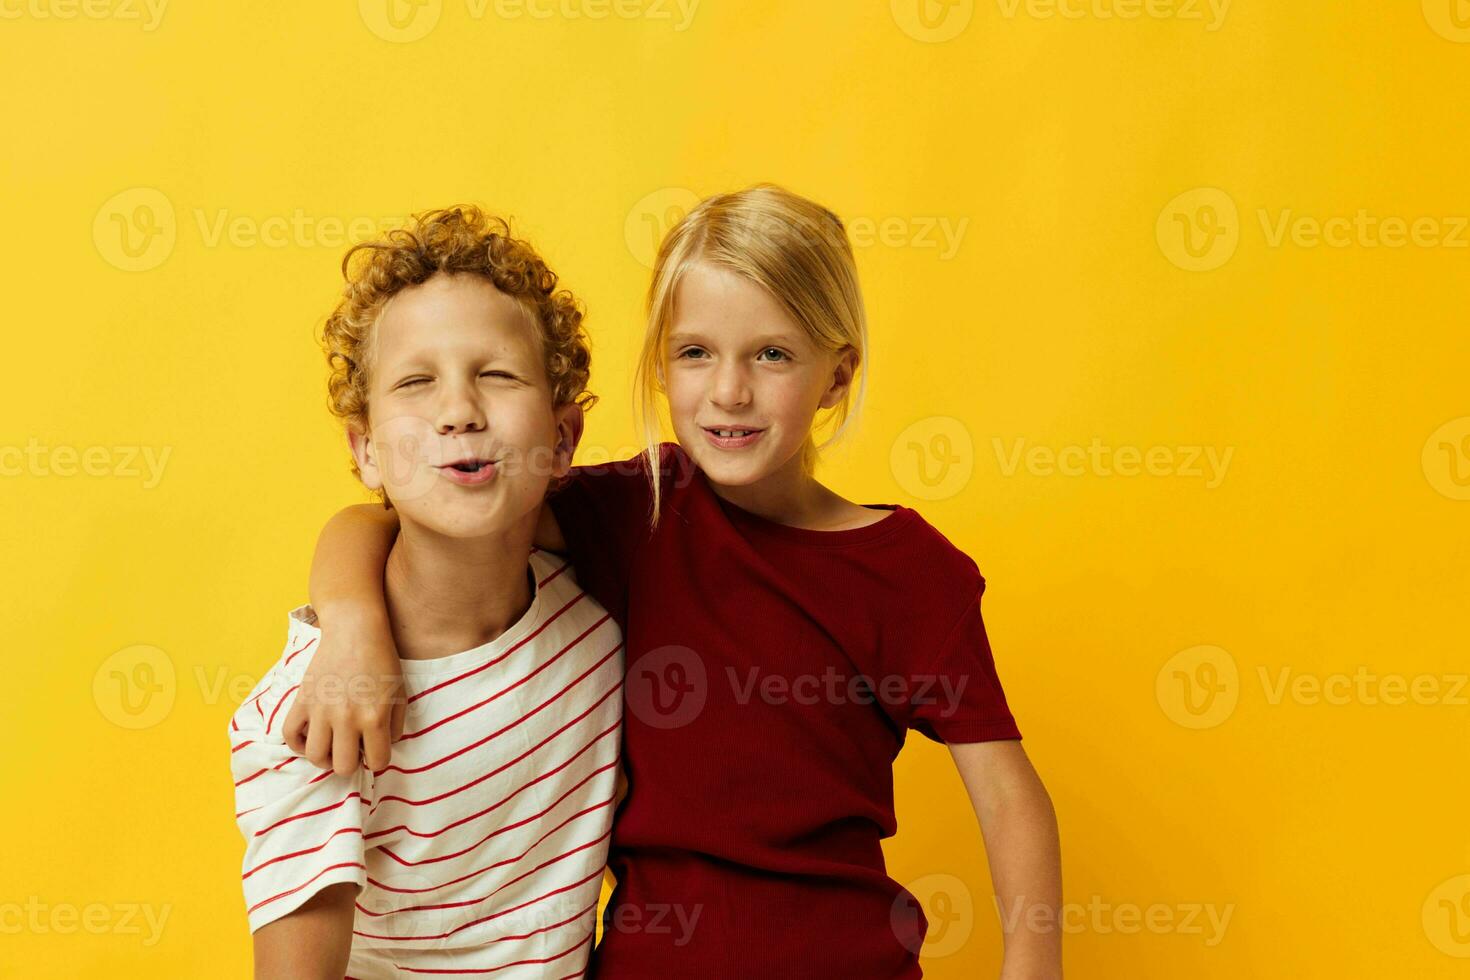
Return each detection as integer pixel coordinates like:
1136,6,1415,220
667,331,800,347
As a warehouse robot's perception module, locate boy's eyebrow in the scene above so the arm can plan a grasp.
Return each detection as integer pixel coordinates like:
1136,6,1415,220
390,348,523,372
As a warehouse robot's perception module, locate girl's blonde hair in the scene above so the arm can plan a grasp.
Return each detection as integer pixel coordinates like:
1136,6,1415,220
633,183,869,525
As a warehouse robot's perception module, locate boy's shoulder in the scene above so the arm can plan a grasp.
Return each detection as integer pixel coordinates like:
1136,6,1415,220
255,551,612,684
528,547,614,623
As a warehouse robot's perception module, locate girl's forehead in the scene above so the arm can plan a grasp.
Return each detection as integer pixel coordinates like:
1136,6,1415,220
670,264,806,343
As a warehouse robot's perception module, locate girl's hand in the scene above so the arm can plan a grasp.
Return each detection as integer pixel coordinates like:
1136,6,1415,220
282,608,405,775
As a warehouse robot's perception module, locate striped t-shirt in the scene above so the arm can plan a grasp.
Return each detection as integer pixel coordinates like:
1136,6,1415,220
228,548,624,978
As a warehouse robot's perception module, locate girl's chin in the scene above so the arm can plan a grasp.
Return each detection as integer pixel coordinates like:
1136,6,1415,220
688,448,783,487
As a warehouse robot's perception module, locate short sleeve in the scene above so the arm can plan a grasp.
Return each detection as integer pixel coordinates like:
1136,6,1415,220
546,445,673,621
227,627,373,933
908,578,1022,744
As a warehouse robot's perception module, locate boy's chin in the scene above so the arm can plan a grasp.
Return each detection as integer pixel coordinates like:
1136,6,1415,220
391,498,526,541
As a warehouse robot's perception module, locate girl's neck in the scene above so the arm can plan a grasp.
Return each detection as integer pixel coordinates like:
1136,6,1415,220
704,448,843,530
383,518,536,661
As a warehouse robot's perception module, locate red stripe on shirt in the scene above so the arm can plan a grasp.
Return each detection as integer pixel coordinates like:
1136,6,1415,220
265,683,299,734
246,860,366,915
398,613,611,745
405,592,590,708
380,643,622,777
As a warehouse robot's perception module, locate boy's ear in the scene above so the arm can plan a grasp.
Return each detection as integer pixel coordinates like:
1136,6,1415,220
551,403,585,480
819,346,860,410
346,424,384,490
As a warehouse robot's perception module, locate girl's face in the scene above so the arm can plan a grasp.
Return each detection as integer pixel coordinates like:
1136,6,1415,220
664,261,854,489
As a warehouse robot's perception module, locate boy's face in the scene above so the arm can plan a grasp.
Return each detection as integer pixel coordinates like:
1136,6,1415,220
348,272,580,539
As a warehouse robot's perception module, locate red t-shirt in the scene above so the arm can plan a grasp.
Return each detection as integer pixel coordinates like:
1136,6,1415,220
548,442,1021,979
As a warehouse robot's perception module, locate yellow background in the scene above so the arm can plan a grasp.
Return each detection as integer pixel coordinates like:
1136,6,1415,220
2,0,1467,976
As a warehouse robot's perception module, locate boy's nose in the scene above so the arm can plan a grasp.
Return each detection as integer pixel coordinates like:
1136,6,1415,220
435,387,487,434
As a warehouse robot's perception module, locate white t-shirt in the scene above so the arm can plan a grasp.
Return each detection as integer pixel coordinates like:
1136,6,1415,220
228,548,624,978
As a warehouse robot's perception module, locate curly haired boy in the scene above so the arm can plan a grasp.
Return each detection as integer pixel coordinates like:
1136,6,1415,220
228,207,623,979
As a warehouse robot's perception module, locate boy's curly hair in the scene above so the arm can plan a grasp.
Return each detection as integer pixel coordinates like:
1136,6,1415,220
320,205,596,482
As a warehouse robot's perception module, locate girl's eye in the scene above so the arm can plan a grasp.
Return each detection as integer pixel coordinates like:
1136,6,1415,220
677,347,709,360
757,347,788,362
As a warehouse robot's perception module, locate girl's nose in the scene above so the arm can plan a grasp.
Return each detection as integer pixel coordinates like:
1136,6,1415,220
710,363,752,408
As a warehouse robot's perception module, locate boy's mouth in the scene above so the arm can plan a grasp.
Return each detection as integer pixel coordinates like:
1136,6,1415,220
437,456,498,486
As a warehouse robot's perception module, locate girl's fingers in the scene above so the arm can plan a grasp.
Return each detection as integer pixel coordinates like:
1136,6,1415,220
304,714,334,770
331,727,361,778
282,701,307,754
361,723,391,773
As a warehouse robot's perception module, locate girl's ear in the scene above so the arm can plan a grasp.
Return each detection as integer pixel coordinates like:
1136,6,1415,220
819,346,860,409
551,402,585,480
346,425,383,490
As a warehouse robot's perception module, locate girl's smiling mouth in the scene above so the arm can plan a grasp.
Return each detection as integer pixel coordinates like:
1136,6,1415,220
702,427,765,450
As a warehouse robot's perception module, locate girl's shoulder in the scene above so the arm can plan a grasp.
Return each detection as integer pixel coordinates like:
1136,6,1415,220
874,505,988,588
759,492,985,591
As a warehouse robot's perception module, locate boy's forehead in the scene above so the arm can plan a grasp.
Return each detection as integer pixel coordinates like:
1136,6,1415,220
374,274,540,365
